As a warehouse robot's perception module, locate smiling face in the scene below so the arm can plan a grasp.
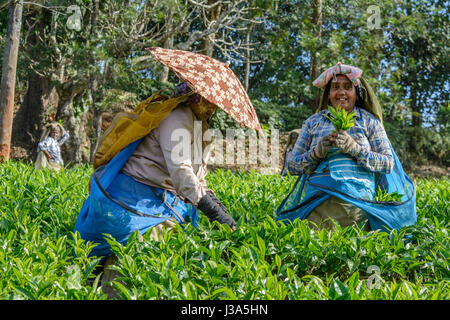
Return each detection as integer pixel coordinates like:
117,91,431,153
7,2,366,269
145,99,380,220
50,126,60,139
328,75,357,112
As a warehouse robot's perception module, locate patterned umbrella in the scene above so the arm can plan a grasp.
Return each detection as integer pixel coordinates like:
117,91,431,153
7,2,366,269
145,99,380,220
147,47,262,132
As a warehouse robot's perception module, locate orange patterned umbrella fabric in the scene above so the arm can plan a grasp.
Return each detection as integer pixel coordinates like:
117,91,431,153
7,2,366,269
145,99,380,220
147,47,262,132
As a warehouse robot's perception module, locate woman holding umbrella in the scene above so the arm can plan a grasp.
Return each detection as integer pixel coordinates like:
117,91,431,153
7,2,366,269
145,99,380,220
74,48,261,295
119,81,236,233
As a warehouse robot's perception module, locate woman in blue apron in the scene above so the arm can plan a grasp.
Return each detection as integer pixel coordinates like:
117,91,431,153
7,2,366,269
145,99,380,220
277,63,416,232
74,84,236,296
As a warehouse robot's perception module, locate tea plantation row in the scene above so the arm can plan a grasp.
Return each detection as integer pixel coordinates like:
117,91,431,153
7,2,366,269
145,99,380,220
0,161,448,299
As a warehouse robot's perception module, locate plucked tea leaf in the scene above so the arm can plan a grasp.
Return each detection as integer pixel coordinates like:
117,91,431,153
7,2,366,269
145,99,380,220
325,105,356,131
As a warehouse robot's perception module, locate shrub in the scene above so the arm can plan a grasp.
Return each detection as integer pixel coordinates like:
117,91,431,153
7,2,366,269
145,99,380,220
0,162,448,300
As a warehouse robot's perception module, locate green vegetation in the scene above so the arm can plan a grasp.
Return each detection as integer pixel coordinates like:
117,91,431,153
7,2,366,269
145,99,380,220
374,188,404,202
4,1,447,170
0,161,448,299
324,105,356,131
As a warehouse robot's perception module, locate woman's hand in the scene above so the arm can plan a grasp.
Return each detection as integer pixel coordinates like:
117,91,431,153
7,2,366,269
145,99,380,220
311,134,334,160
197,192,236,231
44,150,51,161
333,130,362,157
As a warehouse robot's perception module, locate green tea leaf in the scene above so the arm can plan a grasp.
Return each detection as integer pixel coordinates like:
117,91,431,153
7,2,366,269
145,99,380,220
212,287,238,300
329,280,351,300
325,105,356,131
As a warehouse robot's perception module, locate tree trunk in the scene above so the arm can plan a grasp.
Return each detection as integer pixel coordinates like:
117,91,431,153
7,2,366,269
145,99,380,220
56,85,83,166
199,0,222,57
89,66,109,164
12,3,56,161
310,0,322,78
79,104,91,163
89,0,103,163
0,0,23,161
90,105,103,163
364,28,383,92
12,70,58,160
89,73,105,164
159,35,173,83
309,0,322,111
244,23,254,92
410,89,422,127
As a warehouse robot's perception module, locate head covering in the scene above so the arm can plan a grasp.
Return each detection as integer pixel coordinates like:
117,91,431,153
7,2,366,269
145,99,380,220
39,122,66,141
312,62,363,88
313,63,384,124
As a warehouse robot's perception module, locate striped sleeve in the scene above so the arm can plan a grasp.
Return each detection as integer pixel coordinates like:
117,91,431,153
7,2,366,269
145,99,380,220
38,137,51,151
286,118,318,175
57,132,70,146
355,117,394,174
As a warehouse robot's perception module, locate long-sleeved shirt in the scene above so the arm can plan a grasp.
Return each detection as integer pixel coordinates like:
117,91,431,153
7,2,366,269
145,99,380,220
38,132,70,165
286,107,394,175
121,105,214,206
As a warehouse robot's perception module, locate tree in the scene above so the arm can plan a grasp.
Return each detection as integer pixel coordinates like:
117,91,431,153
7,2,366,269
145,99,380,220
309,0,322,111
0,0,23,161
383,0,449,127
11,4,58,161
4,0,447,167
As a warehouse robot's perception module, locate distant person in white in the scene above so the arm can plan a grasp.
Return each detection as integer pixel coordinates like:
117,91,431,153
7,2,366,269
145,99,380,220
36,122,70,171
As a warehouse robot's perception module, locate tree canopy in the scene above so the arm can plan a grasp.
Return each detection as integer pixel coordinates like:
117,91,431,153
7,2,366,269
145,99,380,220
0,0,448,167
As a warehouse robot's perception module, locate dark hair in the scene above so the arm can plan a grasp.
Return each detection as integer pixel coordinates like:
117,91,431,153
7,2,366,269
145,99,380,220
355,84,365,108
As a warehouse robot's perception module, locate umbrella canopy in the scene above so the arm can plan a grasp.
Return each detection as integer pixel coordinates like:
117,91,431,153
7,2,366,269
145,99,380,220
147,47,262,132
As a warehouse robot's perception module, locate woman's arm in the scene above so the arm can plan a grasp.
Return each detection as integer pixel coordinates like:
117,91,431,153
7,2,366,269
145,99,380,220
57,132,70,145
356,120,394,173
286,118,332,175
334,118,394,174
159,107,236,229
158,108,207,206
38,138,51,152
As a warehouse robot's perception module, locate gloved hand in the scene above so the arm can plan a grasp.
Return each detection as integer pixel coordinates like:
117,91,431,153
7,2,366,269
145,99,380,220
334,130,362,157
197,191,236,230
311,134,333,160
208,191,229,215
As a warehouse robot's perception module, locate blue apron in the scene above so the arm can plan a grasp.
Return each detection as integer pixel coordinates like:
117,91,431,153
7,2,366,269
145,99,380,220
277,145,416,232
74,139,199,257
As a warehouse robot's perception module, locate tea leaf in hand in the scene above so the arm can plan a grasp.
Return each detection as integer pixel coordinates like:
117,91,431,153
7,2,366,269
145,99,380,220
325,105,356,131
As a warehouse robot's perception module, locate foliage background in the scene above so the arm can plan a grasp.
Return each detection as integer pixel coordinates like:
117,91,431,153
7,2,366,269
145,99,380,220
0,0,448,169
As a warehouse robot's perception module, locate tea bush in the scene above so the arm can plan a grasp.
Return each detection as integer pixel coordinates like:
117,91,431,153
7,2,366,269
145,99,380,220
0,161,448,299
